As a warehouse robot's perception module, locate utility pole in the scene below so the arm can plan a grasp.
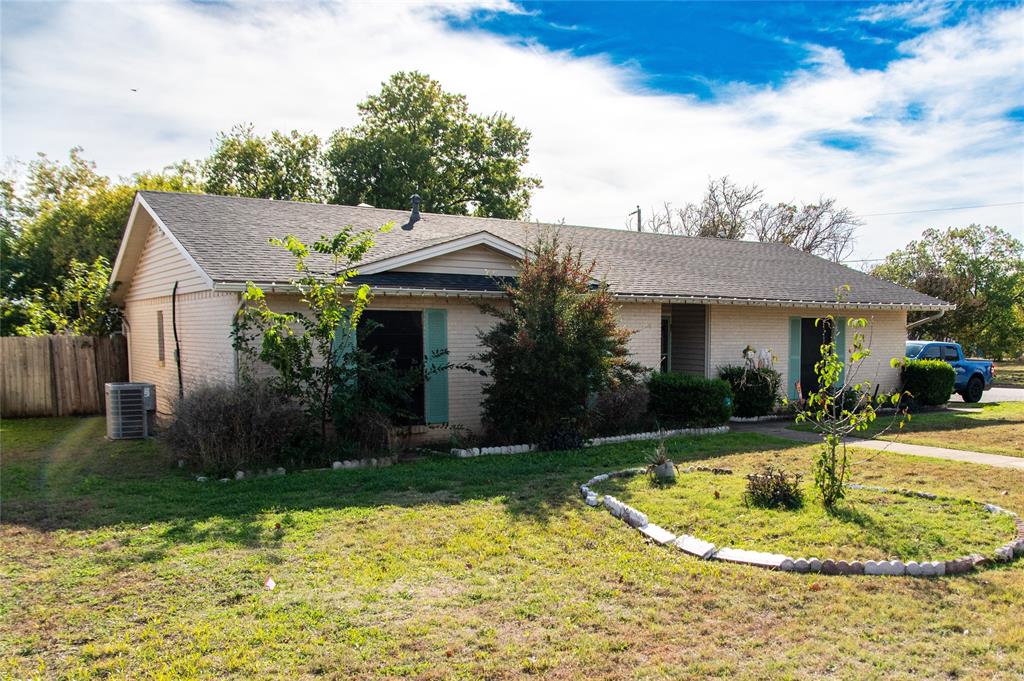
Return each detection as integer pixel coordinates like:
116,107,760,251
629,205,642,232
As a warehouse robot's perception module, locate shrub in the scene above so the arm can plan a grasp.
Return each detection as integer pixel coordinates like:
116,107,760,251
744,466,803,509
717,365,781,417
648,373,733,427
477,233,643,447
591,380,652,436
166,381,311,476
901,359,955,406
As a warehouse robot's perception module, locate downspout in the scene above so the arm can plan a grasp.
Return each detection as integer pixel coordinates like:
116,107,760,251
172,281,184,400
232,293,247,383
906,309,945,332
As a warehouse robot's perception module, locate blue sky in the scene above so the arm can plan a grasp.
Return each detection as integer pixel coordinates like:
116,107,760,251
2,0,1022,261
445,1,984,99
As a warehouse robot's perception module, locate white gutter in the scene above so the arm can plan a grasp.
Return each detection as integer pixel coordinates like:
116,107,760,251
211,281,953,311
907,309,947,330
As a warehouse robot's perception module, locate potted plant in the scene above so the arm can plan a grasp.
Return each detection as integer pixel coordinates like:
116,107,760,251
648,437,676,483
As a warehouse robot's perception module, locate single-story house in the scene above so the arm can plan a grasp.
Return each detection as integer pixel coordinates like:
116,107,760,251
110,191,951,433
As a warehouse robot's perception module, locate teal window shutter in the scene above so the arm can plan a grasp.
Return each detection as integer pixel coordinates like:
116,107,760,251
788,317,801,400
835,317,847,387
333,309,358,393
423,309,449,424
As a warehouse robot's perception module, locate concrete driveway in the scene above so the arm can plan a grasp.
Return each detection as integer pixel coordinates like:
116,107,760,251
949,386,1024,404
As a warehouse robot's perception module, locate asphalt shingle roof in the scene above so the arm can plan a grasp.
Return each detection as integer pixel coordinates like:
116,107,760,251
138,191,949,309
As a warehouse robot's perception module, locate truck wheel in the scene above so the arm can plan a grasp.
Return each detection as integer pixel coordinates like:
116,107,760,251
962,376,984,403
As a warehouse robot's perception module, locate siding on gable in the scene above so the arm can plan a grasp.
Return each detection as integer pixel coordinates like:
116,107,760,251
125,290,239,414
124,221,207,302
707,305,907,394
391,244,519,277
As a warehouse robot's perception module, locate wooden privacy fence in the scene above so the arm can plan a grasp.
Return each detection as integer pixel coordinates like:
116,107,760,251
0,335,129,417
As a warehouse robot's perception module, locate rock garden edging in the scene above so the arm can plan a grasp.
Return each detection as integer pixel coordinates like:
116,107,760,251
580,467,1024,577
452,425,730,458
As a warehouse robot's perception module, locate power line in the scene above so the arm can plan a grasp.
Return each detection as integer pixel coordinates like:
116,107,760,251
858,201,1024,218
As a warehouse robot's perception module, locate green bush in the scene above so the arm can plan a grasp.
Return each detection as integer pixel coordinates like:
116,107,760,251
717,366,781,417
477,233,642,447
901,359,955,406
744,466,803,510
590,380,653,436
648,373,734,427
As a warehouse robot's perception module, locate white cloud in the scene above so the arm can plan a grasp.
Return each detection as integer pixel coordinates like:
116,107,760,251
856,0,956,28
1,0,1021,262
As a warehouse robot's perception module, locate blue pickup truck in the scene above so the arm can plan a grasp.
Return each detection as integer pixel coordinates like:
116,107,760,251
904,341,995,403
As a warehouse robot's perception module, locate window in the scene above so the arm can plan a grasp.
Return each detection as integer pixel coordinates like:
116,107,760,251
942,345,960,361
920,345,941,359
905,342,925,358
361,310,425,423
157,310,165,364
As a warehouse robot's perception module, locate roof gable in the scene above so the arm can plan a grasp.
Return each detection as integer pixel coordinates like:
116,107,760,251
110,195,213,303
359,231,524,276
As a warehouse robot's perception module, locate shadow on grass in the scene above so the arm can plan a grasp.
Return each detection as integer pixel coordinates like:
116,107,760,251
1,417,807,547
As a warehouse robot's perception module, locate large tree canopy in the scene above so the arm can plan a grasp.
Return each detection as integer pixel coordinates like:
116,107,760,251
643,176,860,262
1,149,199,333
871,225,1024,358
325,71,541,219
203,125,326,202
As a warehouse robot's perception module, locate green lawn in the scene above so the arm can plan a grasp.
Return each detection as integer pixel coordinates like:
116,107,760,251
791,402,1024,458
2,417,1024,679
594,473,1013,562
994,361,1024,388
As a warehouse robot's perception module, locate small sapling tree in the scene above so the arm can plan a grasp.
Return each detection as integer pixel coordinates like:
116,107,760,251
233,225,385,445
793,290,908,508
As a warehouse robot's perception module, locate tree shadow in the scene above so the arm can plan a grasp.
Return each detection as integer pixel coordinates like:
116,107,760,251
1,425,808,554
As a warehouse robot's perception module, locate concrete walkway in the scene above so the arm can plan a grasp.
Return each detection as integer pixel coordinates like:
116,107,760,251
733,421,1024,471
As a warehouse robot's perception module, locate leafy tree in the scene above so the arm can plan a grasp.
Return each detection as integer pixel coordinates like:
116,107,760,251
11,256,121,336
203,124,327,202
643,176,860,261
233,226,383,445
476,232,641,448
871,225,1024,358
1,149,200,333
326,71,540,219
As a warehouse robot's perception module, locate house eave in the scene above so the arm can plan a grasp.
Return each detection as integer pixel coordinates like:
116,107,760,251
611,293,954,312
212,281,951,311
212,281,507,298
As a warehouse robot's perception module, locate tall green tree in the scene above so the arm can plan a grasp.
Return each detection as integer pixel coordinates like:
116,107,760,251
203,124,327,202
476,232,640,448
326,71,540,219
1,149,199,333
871,225,1024,358
12,256,122,336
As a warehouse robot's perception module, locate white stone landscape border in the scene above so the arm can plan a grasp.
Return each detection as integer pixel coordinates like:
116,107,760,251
194,456,400,483
729,414,791,423
451,425,730,458
580,467,1024,577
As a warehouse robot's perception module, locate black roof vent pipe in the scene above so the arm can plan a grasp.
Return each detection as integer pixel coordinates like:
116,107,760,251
403,193,421,231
